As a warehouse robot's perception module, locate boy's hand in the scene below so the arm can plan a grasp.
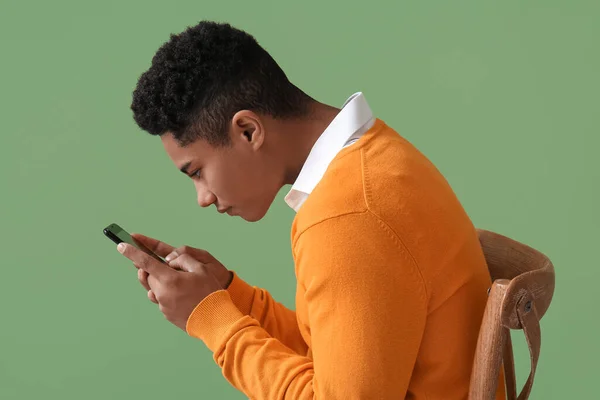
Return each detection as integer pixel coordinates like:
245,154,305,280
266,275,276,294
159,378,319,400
118,240,223,331
164,244,234,290
130,234,233,303
130,233,175,303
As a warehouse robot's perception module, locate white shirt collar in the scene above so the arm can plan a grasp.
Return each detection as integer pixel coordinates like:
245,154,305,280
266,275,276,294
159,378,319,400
284,92,374,212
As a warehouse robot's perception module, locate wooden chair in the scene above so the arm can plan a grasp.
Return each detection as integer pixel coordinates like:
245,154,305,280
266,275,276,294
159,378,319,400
469,229,555,400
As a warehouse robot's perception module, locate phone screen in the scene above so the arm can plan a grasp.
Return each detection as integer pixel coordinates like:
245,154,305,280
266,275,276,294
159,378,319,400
103,223,165,263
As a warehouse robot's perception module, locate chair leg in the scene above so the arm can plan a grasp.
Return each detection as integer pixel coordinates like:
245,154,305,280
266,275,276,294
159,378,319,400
469,280,510,400
502,328,517,400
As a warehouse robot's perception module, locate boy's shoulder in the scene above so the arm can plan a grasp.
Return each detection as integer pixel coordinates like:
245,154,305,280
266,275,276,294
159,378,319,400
292,120,437,236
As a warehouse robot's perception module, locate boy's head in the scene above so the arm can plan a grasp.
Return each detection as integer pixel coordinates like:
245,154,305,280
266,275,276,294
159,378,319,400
131,21,314,221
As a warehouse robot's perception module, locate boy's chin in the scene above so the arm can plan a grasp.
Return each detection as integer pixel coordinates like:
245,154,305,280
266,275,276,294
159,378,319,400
241,206,269,222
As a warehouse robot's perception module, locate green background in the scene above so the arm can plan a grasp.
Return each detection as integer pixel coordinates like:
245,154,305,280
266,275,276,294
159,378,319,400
1,0,597,398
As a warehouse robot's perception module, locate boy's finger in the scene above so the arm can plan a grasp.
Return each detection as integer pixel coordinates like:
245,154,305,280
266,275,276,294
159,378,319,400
131,233,175,258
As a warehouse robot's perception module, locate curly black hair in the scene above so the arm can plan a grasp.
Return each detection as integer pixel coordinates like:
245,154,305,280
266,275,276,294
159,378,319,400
131,21,312,146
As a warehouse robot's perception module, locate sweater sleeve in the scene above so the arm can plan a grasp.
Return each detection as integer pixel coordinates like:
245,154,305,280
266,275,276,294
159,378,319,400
186,211,428,399
226,271,308,355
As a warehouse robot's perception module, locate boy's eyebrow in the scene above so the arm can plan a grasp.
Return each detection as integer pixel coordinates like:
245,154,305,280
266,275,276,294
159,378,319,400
179,161,192,175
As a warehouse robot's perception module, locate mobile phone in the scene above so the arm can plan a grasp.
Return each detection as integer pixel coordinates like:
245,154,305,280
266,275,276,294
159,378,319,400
103,223,165,263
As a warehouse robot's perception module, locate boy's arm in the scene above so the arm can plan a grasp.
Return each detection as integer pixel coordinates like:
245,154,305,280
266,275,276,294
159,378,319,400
187,212,428,399
226,271,308,356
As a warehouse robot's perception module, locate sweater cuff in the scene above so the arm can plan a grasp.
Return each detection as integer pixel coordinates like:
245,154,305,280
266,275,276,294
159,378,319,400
186,290,248,352
226,271,256,315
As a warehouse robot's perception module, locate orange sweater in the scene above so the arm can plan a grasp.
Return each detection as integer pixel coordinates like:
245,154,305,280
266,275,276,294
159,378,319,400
186,119,502,399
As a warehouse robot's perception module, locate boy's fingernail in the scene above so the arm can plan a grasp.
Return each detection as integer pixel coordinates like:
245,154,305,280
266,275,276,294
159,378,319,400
165,253,175,262
117,243,125,253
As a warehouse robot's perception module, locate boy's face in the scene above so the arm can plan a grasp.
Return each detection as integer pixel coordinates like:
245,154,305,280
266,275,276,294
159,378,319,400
160,113,282,222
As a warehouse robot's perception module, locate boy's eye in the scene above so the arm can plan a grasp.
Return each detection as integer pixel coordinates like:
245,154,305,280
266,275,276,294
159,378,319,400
191,169,202,178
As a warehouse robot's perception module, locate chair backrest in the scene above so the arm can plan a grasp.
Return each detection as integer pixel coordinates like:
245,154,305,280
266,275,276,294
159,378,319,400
469,229,555,400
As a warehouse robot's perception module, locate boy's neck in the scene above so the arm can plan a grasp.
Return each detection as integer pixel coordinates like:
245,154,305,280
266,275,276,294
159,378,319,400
278,101,340,186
